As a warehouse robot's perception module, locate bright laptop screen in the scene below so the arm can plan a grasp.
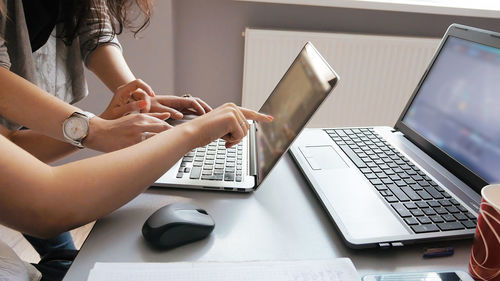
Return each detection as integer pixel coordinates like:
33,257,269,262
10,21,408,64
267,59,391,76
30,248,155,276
255,43,337,185
402,36,500,184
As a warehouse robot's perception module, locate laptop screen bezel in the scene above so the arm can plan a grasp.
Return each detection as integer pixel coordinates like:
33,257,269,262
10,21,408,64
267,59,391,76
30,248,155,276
394,24,500,193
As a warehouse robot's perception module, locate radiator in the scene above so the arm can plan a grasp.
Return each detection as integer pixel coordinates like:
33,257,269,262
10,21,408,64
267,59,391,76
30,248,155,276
242,28,440,127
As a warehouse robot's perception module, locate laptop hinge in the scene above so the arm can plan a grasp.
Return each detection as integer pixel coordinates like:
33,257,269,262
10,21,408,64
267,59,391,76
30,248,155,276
248,122,258,178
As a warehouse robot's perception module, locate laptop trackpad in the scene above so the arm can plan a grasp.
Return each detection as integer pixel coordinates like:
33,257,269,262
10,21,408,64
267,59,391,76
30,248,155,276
300,146,348,170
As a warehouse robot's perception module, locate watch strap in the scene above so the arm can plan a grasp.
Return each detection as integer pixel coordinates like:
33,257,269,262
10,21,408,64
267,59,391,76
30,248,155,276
79,111,95,148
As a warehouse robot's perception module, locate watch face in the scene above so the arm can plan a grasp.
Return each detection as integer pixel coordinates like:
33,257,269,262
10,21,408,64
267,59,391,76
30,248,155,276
64,116,88,140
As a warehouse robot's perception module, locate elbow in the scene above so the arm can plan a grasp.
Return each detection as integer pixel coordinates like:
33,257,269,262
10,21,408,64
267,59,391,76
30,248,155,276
27,202,84,239
31,228,67,240
28,217,76,239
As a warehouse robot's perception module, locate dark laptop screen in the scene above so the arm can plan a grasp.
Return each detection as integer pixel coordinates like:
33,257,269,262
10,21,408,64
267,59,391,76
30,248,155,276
255,43,338,186
401,36,500,184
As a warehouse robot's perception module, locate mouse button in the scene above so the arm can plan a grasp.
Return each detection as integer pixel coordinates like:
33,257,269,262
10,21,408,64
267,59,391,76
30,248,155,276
175,210,214,226
147,207,177,229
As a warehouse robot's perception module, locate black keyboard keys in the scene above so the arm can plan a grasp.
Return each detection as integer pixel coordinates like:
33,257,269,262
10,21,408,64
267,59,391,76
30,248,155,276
401,186,421,201
339,145,366,168
404,217,419,225
392,203,412,218
411,224,439,233
325,128,476,234
388,185,410,202
462,220,477,229
437,222,465,231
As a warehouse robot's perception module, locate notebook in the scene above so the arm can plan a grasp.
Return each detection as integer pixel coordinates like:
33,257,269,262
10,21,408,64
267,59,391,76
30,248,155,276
87,258,360,281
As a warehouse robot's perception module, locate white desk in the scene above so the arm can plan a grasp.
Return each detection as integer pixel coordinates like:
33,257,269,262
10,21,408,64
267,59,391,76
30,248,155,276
63,154,472,281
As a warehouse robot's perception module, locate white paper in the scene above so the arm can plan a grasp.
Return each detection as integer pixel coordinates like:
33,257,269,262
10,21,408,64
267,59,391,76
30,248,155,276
87,259,360,281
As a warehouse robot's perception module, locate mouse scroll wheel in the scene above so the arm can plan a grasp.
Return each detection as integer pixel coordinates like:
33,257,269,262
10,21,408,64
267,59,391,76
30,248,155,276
196,209,208,215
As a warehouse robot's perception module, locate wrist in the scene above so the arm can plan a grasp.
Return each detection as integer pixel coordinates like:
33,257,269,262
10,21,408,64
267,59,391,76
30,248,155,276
98,110,112,120
83,116,106,149
177,122,199,151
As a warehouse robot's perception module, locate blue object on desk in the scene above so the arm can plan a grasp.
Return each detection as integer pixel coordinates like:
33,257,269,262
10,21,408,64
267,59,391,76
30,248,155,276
423,247,455,258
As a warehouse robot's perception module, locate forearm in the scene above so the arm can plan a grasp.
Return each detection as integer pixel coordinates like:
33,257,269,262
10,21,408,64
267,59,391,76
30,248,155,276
0,67,78,141
0,67,163,153
0,125,195,238
87,44,135,92
0,103,270,238
9,130,77,164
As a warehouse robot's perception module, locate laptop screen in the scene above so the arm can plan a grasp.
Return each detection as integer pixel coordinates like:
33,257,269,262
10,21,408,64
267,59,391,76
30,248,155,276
401,36,500,184
255,43,338,186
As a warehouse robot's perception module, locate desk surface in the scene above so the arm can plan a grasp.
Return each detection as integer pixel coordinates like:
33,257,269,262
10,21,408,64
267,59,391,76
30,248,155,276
64,154,473,281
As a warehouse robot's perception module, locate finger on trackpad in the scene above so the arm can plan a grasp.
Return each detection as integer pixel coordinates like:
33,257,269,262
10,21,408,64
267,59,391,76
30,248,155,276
299,146,349,170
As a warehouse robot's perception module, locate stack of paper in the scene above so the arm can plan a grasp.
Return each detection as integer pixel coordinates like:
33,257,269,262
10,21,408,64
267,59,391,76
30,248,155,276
87,259,360,281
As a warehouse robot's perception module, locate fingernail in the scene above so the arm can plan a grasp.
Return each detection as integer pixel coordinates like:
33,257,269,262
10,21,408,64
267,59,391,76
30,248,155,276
152,91,156,97
267,115,274,120
139,100,148,108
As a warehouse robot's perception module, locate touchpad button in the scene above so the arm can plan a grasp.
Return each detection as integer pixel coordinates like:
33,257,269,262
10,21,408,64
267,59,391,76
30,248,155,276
300,146,349,170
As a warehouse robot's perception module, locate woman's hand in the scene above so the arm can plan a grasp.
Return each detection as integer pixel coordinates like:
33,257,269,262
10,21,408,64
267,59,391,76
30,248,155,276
84,113,171,152
180,103,273,149
149,95,212,119
103,78,213,121
100,79,156,120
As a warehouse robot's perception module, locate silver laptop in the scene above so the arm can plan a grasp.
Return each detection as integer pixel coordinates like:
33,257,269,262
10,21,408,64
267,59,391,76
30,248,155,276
290,24,497,248
154,42,339,192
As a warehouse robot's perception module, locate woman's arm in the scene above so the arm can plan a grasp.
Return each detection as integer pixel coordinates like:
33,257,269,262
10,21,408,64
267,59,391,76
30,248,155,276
2,79,167,164
0,67,170,152
87,44,136,92
0,103,272,238
87,45,213,119
7,130,76,163
80,3,212,119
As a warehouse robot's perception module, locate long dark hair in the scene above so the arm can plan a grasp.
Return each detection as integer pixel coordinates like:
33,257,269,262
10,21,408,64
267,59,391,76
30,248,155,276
58,0,153,46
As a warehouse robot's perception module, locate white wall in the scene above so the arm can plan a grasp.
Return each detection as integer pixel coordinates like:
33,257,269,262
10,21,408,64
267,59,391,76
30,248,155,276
172,0,500,107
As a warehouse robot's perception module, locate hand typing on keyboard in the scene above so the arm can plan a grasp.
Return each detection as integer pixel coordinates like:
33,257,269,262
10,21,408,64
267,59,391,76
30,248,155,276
177,103,273,149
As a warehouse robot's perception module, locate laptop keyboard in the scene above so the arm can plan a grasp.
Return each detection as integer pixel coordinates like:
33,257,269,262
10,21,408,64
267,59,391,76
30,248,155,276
325,128,477,234
176,140,244,182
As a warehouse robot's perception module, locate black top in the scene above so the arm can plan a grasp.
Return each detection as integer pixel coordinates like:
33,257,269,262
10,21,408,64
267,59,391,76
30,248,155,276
22,0,61,52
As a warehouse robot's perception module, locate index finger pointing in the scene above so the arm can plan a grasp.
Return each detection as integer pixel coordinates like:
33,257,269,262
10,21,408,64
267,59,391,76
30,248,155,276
239,107,273,123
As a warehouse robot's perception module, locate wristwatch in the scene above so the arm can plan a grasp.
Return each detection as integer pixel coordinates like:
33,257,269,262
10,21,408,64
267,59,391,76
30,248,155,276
62,111,96,149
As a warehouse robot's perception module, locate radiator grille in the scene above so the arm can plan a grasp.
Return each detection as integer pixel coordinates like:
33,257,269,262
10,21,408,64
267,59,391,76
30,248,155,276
242,28,440,127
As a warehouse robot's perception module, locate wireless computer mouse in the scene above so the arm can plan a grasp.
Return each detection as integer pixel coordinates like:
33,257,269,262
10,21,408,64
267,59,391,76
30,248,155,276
142,202,215,249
